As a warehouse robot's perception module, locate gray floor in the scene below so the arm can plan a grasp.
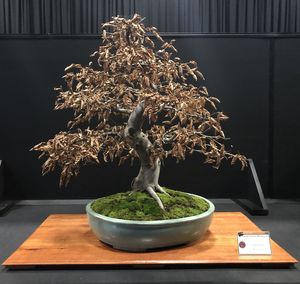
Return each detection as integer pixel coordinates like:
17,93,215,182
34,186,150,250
0,200,300,284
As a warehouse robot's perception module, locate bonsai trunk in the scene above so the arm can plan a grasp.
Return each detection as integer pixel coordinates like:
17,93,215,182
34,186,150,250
124,101,168,210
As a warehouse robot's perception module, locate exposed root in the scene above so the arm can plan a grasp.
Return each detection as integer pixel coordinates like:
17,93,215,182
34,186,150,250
155,184,170,196
146,186,165,210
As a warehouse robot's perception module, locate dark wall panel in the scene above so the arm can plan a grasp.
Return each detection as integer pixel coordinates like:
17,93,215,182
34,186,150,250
273,39,300,198
0,37,269,199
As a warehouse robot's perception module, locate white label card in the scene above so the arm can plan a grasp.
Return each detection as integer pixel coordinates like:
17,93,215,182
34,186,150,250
237,231,272,255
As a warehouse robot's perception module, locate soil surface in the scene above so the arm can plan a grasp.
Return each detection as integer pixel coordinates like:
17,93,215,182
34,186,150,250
91,188,209,220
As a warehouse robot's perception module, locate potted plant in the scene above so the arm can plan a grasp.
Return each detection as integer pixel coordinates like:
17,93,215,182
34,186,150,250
31,14,247,251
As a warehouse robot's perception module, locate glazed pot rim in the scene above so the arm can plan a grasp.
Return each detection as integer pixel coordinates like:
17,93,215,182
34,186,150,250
86,192,215,225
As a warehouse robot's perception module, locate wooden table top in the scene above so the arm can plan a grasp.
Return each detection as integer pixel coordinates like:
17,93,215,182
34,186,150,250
3,212,297,267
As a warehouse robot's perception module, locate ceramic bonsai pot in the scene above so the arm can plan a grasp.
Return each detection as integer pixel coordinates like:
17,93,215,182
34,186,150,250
86,193,215,251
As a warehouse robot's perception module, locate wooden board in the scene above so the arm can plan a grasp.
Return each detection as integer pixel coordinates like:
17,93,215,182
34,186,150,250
3,212,297,267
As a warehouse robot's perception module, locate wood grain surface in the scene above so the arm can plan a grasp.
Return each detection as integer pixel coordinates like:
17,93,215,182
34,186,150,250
3,212,297,267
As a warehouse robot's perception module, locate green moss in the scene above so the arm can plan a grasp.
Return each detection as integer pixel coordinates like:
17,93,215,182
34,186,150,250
91,188,209,221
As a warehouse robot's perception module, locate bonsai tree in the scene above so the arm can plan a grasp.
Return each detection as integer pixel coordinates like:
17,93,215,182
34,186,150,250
32,14,247,210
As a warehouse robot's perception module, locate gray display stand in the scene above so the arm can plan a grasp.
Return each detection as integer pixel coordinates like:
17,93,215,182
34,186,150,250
0,160,14,215
234,159,269,216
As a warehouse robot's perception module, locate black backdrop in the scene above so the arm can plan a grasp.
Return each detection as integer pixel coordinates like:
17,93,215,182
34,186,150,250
273,38,300,198
1,0,300,34
1,34,298,200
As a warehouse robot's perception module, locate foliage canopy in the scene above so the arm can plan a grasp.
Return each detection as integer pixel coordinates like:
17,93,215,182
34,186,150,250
32,14,247,188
